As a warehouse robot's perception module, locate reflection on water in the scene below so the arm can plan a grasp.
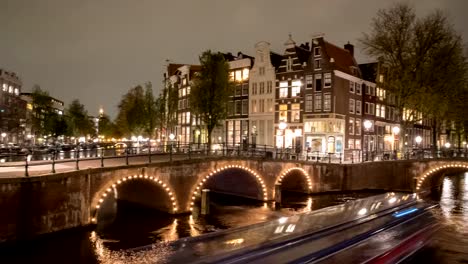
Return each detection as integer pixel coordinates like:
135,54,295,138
410,173,468,264
0,191,380,264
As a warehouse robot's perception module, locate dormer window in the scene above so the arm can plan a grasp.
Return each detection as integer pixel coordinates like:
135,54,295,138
314,47,321,57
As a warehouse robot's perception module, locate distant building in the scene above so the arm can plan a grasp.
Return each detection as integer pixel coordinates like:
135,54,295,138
21,92,64,142
0,69,26,144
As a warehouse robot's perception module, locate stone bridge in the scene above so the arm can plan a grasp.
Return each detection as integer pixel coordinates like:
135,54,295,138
1,157,467,242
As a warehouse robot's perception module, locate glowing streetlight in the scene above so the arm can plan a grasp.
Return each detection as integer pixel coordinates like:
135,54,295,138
392,126,400,135
415,136,422,144
363,120,372,130
169,133,175,141
445,142,451,149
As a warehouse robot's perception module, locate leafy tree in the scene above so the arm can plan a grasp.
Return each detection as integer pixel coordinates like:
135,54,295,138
65,99,95,138
98,114,119,139
30,85,53,137
190,50,234,150
360,2,467,151
115,84,159,138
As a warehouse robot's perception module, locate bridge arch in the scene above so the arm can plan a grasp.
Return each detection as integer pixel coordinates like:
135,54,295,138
416,162,468,192
276,167,312,192
91,174,178,223
187,164,268,211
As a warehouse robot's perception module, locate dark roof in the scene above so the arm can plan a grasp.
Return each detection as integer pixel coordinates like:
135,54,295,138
359,62,378,82
295,46,311,65
323,41,359,76
166,63,187,76
270,52,283,69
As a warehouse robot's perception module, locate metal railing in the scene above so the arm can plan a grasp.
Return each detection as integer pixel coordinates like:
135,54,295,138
0,143,467,177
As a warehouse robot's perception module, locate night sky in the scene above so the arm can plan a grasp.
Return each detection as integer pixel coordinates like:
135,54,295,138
0,0,467,117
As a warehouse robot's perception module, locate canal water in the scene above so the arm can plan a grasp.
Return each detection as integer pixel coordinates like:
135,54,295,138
408,172,468,264
0,191,380,264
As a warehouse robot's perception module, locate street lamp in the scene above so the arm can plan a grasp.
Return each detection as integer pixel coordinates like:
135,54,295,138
445,142,451,149
363,120,373,161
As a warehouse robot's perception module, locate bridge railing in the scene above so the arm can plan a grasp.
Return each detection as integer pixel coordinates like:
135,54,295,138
1,143,468,177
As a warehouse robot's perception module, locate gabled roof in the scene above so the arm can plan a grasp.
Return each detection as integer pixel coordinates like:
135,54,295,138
270,52,283,69
323,41,359,76
295,46,311,65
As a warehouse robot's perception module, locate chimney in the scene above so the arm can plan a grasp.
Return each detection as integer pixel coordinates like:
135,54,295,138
344,42,354,56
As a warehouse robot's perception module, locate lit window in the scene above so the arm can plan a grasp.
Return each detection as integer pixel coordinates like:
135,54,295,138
381,105,386,118
379,74,384,83
348,118,355,135
348,139,355,149
242,68,249,81
279,104,288,122
279,81,288,98
291,80,301,97
187,86,190,95
376,104,381,117
355,119,361,135
252,100,257,113
2,83,7,91
9,86,13,93
229,72,234,81
27,103,33,110
235,70,242,82
291,104,300,122
355,139,361,150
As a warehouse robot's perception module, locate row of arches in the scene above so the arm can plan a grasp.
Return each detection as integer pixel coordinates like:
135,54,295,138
91,165,313,222
416,162,468,191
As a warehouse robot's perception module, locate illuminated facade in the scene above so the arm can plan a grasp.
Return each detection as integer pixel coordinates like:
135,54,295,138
0,69,26,144
248,42,281,147
274,35,309,151
225,52,253,147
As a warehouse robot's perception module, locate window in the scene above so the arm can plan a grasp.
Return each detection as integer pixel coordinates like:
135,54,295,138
314,59,321,69
324,73,331,88
187,86,190,95
9,86,13,93
182,78,187,85
306,75,313,89
267,99,273,112
242,100,248,115
365,84,371,95
381,105,386,118
267,81,273,93
252,100,257,113
259,99,265,112
235,85,242,96
252,83,257,95
242,84,248,95
260,82,265,94
14,88,19,95
379,74,384,83
355,139,361,150
235,70,242,82
356,100,361,115
348,117,355,135
259,67,265,75
349,99,355,114
291,80,301,97
235,100,242,115
365,102,370,114
314,94,322,111
348,139,355,149
370,103,375,115
314,47,321,56
376,104,381,117
242,68,249,81
356,83,361,95
2,83,7,91
315,74,322,91
355,119,361,135
324,93,331,111
305,95,313,112
279,81,288,98
186,112,191,124
279,104,288,122
291,104,300,122
349,81,354,93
